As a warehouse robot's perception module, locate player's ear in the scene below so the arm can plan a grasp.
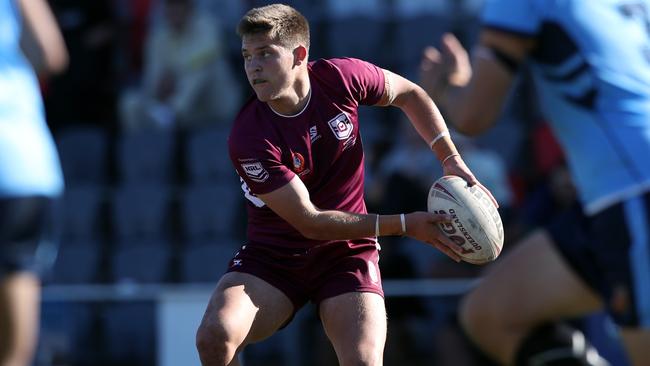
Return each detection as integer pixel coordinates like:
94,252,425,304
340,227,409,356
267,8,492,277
293,45,308,66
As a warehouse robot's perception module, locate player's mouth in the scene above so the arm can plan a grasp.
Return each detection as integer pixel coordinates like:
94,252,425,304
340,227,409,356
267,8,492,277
252,78,267,85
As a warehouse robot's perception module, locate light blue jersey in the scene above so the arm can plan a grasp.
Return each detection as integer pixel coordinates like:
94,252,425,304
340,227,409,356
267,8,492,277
483,0,650,215
0,0,63,197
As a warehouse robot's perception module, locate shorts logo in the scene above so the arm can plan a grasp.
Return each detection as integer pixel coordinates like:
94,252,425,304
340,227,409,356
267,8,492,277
327,112,354,140
368,260,379,284
241,161,269,183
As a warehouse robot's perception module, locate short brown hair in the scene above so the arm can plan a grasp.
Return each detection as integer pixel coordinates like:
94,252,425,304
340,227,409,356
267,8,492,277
237,4,310,50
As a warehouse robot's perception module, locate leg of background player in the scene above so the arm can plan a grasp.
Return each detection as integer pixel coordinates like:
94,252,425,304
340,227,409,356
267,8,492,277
620,330,650,366
319,292,386,366
0,273,40,366
459,229,602,365
196,272,294,366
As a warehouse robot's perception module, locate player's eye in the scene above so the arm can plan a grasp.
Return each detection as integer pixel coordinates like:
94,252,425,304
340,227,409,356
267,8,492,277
242,54,252,61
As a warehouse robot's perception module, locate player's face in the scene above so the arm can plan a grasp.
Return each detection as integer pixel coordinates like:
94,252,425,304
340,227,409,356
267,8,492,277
242,33,297,103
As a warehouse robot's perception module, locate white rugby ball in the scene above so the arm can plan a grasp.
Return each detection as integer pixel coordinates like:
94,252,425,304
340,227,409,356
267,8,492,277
427,175,504,264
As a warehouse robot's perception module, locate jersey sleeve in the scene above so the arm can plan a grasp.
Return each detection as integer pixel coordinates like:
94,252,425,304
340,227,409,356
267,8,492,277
323,58,385,106
228,134,295,195
481,0,541,36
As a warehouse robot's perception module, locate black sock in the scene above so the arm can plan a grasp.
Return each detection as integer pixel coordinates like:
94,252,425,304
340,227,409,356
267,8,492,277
514,323,609,366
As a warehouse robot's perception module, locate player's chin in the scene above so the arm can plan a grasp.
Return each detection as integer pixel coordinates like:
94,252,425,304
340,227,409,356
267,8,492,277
252,87,274,102
253,91,271,102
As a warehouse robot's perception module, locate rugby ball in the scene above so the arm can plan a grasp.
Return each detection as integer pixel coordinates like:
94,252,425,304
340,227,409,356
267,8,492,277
427,175,504,264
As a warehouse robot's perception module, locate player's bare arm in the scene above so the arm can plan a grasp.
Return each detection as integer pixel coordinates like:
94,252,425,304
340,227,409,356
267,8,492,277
257,175,463,261
419,30,535,136
18,0,68,74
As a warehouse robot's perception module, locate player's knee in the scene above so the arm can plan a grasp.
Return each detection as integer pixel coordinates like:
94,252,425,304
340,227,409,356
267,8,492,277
459,289,492,339
195,320,241,365
338,341,383,366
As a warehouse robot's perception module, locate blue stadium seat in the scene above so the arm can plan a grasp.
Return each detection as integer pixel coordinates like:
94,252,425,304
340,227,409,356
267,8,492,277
50,239,102,284
185,126,233,185
60,185,105,240
109,240,172,283
116,130,177,184
179,241,239,283
55,126,109,185
393,14,452,79
101,302,156,366
180,184,241,241
38,302,97,366
110,184,172,241
325,16,388,65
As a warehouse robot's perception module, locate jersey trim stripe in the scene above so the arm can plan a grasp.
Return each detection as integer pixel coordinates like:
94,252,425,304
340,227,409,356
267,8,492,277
625,196,650,327
268,88,312,118
585,182,650,215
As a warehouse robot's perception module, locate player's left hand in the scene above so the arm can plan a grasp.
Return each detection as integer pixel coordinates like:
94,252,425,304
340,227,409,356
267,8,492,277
419,33,472,100
442,154,499,208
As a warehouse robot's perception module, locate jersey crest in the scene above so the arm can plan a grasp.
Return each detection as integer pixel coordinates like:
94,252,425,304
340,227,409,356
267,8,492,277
327,112,354,140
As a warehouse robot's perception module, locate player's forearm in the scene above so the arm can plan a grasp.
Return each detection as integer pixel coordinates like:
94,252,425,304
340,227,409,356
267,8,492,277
18,0,68,74
440,83,498,136
300,210,405,240
393,86,460,164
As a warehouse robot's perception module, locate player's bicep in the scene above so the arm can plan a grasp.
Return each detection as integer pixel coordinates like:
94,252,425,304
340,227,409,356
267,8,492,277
257,175,319,235
377,68,419,107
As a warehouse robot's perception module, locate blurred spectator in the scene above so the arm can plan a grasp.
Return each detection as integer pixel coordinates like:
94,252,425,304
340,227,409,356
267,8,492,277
45,0,118,130
368,116,441,214
119,0,241,132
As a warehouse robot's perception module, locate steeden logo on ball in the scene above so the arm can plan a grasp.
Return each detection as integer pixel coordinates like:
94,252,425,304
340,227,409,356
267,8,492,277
427,176,504,264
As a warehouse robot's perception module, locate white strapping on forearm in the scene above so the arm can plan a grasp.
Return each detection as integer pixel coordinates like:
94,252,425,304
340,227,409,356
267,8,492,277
429,130,449,150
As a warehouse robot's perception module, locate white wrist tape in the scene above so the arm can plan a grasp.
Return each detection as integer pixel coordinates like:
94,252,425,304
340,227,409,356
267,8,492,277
375,214,380,237
429,130,449,150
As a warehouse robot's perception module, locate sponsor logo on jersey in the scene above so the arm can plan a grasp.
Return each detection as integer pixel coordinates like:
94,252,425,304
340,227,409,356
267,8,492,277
292,152,306,173
291,152,311,177
327,112,354,140
240,161,269,183
309,125,321,143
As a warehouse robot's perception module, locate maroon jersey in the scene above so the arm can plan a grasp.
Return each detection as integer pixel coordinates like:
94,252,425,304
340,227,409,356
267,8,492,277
229,58,385,249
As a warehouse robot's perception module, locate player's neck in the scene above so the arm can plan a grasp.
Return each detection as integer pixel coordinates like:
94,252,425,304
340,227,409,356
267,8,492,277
268,78,311,117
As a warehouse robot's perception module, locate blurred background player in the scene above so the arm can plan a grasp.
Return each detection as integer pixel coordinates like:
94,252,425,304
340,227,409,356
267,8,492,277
420,0,650,365
0,0,68,365
195,4,496,366
119,0,241,133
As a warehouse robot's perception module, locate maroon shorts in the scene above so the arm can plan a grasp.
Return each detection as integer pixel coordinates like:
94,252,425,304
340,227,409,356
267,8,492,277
226,241,384,311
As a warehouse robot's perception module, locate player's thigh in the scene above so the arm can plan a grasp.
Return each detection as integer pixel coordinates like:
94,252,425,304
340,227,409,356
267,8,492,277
463,229,602,326
199,271,294,345
319,292,386,356
620,328,650,366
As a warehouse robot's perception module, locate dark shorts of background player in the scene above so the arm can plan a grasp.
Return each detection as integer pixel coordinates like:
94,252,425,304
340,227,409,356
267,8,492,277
546,190,650,328
0,196,59,278
226,240,383,324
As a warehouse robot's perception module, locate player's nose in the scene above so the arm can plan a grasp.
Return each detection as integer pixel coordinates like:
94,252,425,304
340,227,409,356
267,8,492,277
246,59,262,73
